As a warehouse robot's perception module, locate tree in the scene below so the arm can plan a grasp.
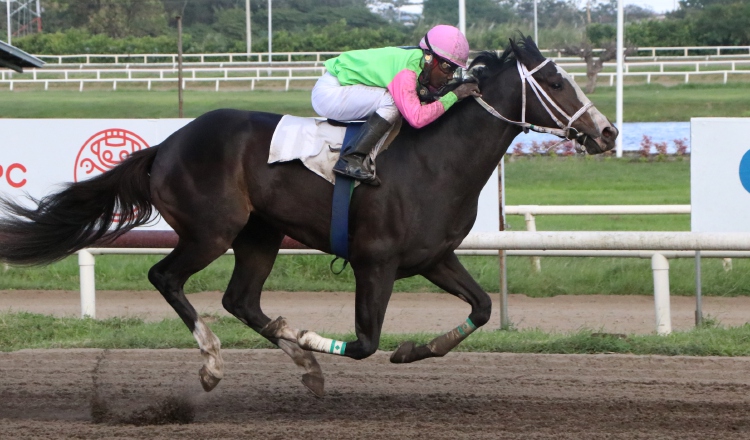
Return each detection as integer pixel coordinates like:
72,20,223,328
563,24,634,93
40,0,168,38
562,42,615,93
87,0,168,38
690,2,750,45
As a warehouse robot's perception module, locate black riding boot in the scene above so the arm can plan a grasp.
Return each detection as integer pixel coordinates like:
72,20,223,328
333,113,393,186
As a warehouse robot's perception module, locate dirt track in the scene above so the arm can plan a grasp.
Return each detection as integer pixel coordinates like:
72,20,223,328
3,291,750,438
3,349,750,439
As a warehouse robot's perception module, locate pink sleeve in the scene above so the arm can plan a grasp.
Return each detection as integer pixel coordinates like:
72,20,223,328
387,69,446,129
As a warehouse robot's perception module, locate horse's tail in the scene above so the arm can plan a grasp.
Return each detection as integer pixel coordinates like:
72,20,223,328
0,146,160,266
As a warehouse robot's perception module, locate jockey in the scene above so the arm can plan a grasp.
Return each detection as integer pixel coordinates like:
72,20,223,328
311,24,482,186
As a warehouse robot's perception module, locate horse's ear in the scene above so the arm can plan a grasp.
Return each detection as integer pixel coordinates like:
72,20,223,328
509,38,525,65
468,64,486,78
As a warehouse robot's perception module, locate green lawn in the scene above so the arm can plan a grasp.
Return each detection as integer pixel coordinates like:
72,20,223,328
0,82,747,121
0,89,316,119
3,312,750,355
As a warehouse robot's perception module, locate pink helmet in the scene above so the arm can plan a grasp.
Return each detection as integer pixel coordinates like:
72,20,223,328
419,25,470,69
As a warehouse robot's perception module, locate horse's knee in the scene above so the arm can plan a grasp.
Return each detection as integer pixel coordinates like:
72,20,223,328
469,300,492,328
221,293,269,332
221,294,239,316
147,265,168,292
345,339,379,360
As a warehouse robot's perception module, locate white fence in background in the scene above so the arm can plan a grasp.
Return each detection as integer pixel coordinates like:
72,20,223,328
0,66,327,91
2,64,747,91
32,46,750,66
35,51,342,66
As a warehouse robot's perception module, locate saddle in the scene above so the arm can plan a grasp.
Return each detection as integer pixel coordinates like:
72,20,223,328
268,115,401,185
268,115,402,260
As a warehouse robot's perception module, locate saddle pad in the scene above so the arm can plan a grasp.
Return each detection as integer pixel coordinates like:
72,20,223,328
268,114,401,185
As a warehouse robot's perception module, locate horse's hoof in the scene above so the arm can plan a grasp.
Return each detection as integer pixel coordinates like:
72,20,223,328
302,373,325,398
390,341,417,364
199,366,222,392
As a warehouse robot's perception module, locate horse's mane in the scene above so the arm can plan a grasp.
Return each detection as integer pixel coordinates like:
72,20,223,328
468,35,545,85
410,35,545,108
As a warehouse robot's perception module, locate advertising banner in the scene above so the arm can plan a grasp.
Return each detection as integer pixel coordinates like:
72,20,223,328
691,118,750,232
0,119,499,234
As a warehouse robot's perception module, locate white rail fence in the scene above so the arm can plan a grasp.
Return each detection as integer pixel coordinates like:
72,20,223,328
36,51,341,66
32,46,750,66
4,57,750,91
0,66,327,91
75,204,746,336
506,204,693,272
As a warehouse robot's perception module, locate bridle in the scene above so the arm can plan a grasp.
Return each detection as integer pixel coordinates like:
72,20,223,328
472,59,594,151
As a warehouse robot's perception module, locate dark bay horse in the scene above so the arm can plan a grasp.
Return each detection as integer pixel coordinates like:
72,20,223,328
0,37,616,397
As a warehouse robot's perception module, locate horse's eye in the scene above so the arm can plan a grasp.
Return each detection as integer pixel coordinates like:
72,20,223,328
551,82,563,90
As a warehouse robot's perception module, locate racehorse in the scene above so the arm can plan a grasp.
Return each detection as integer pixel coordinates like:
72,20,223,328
0,37,616,397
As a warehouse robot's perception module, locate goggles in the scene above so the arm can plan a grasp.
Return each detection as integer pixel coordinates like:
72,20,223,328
436,58,459,75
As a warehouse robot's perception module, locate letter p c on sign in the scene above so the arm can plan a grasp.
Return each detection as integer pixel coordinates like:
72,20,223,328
0,163,28,188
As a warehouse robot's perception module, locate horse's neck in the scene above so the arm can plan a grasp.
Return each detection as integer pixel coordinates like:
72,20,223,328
417,84,522,195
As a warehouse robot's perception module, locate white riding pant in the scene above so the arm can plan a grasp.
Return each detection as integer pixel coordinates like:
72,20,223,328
311,72,401,123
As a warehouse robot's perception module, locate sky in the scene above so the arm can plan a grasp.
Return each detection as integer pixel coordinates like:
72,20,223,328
627,0,678,13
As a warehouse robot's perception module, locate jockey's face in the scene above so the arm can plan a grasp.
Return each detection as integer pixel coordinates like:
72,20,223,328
428,56,458,89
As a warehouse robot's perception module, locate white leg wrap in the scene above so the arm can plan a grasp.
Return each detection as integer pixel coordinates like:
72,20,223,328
297,330,347,355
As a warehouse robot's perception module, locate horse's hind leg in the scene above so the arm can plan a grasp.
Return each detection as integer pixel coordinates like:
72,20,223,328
148,240,232,391
221,216,325,397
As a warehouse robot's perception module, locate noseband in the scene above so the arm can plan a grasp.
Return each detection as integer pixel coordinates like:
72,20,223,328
473,59,594,151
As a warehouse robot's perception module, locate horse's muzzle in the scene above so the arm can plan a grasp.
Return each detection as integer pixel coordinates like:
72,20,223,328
583,124,618,155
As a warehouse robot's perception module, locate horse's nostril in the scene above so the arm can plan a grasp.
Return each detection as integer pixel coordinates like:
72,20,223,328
602,126,616,139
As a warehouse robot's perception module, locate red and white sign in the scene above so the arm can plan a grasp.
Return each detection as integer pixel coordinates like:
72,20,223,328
0,119,190,230
74,128,150,182
0,119,499,234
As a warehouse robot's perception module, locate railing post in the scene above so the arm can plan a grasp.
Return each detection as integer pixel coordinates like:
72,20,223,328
78,249,96,319
651,253,671,335
695,250,703,327
523,212,541,272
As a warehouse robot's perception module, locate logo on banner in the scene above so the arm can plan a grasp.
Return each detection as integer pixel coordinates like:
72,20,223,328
740,149,750,194
74,129,150,182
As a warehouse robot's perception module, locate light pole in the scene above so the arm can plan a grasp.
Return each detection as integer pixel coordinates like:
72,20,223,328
458,0,465,35
534,0,538,44
616,0,624,157
246,0,251,56
6,0,11,45
267,0,272,64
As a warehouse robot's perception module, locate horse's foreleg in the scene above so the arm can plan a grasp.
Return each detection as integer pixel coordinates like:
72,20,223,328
295,262,398,360
391,252,491,364
223,219,325,397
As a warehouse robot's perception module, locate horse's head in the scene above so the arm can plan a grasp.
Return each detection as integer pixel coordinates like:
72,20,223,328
469,36,618,154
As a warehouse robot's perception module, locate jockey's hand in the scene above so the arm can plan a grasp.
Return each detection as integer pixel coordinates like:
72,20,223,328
453,83,482,100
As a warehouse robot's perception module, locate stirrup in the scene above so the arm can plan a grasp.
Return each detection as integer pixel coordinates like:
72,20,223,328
333,165,381,186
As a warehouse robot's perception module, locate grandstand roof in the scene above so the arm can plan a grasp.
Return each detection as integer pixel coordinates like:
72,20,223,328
0,40,44,72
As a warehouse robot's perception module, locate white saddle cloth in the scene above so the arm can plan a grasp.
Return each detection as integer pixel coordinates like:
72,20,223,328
268,115,399,184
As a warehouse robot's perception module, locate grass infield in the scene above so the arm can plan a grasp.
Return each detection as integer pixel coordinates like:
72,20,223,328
2,312,749,356
0,82,747,121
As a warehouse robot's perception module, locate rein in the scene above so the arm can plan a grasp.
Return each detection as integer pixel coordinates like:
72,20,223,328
473,59,593,151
